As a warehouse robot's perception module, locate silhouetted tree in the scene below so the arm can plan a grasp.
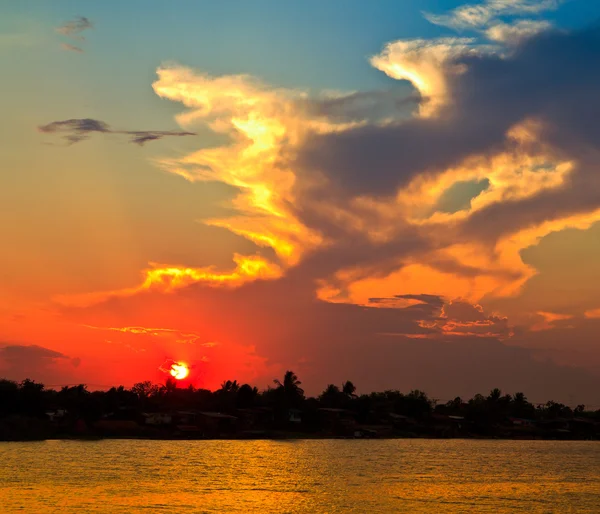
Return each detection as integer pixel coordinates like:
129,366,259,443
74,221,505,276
342,381,356,397
274,371,304,406
218,380,240,394
319,384,343,408
488,388,502,403
543,401,573,419
1,373,599,441
132,381,159,400
236,384,258,409
511,392,535,419
0,379,19,416
160,377,178,396
401,390,434,418
19,379,45,417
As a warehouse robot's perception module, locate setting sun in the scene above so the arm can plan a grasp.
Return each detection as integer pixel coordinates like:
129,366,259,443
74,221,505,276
170,362,189,380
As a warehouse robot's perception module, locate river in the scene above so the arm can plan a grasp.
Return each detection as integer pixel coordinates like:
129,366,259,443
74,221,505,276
1,439,599,512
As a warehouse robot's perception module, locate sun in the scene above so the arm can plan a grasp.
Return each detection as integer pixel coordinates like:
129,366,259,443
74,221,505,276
170,362,189,380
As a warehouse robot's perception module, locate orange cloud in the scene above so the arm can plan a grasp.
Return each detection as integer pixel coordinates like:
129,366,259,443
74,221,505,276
151,66,331,268
55,254,282,307
374,296,512,340
584,308,600,319
51,29,600,343
530,311,574,332
82,324,219,346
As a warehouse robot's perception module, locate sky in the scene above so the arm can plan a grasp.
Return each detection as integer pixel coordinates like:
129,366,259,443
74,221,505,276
2,0,600,405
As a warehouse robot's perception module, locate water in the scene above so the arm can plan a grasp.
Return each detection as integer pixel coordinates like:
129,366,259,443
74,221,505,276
1,439,599,513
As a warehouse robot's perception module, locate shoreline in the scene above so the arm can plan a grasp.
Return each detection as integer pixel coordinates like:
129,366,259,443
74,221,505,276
2,434,599,442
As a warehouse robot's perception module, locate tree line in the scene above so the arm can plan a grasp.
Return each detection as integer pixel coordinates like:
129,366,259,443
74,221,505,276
1,371,598,427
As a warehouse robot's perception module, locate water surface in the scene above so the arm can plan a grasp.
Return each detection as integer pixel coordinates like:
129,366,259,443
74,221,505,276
1,439,599,513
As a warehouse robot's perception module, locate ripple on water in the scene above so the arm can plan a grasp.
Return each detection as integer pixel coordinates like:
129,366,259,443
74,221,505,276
0,439,599,513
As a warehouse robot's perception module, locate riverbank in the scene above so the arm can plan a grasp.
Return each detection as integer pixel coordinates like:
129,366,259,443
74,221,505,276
2,429,598,443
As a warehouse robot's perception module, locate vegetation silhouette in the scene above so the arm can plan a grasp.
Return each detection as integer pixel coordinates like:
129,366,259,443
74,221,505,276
0,372,598,441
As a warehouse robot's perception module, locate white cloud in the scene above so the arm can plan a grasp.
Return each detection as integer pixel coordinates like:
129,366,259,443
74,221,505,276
371,38,485,117
485,20,554,44
424,0,562,31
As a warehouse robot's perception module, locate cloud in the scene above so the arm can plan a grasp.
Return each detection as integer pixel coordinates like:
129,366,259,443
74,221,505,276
431,299,512,338
0,344,79,383
424,0,561,31
584,308,600,319
60,43,84,54
82,324,218,346
124,130,197,146
304,89,420,123
292,26,600,308
369,293,445,310
55,254,283,307
56,16,93,39
530,311,573,331
56,16,93,53
38,118,195,146
57,24,600,320
485,20,554,44
0,344,67,362
369,295,512,339
38,118,109,144
371,37,486,117
149,66,341,277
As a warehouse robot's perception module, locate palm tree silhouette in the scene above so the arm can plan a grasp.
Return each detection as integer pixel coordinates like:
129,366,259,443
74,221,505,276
319,384,342,407
219,380,240,394
274,371,304,406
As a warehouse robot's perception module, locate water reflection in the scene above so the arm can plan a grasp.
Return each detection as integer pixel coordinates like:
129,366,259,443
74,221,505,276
1,440,599,512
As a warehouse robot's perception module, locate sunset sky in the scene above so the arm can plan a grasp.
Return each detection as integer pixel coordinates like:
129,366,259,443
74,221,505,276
3,0,600,405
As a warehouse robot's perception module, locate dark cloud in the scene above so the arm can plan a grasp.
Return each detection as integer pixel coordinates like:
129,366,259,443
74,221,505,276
295,26,600,219
125,130,197,146
0,344,67,362
304,89,420,124
295,96,508,198
38,118,109,144
367,295,511,339
370,293,445,308
0,344,79,383
56,16,93,39
38,118,195,146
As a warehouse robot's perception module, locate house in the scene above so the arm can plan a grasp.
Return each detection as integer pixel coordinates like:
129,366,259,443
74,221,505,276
429,413,470,437
46,410,67,423
388,413,416,428
94,419,142,435
236,407,274,430
194,412,238,437
318,408,357,435
509,417,535,427
568,418,598,439
143,412,173,426
288,408,302,424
